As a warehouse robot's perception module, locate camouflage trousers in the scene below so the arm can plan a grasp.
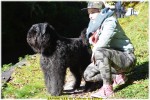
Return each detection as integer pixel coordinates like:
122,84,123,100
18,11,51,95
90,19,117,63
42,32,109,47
84,48,136,84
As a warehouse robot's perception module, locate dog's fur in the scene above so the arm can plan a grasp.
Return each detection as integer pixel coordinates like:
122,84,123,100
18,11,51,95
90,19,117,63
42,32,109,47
27,23,92,96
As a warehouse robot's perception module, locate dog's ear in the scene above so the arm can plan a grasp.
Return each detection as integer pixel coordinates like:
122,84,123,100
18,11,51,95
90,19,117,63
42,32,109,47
44,24,56,35
44,23,58,41
40,23,57,56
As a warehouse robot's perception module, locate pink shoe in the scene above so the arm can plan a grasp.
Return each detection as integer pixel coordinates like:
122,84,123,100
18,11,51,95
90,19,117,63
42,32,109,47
113,74,128,87
91,85,114,98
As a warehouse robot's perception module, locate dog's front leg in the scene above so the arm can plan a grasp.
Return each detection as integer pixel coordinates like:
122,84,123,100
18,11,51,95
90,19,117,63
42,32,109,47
49,64,66,96
41,57,66,96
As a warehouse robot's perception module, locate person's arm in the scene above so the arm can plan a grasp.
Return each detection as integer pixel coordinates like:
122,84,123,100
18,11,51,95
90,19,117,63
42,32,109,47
92,17,117,53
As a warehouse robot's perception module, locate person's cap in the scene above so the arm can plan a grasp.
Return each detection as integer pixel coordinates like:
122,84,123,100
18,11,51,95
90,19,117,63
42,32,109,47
81,1,105,10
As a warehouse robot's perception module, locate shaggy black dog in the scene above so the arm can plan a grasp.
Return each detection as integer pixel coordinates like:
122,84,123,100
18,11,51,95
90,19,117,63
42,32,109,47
27,23,92,96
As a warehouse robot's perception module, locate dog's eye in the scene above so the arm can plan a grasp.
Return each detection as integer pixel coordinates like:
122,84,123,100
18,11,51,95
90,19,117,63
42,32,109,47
32,30,37,34
32,26,39,33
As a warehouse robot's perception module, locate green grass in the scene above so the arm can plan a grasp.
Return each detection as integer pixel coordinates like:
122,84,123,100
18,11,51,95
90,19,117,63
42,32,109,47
2,63,13,72
112,79,148,99
2,2,149,99
114,2,149,99
2,54,48,99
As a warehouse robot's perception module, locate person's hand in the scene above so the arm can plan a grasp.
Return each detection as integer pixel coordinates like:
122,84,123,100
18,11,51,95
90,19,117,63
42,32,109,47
89,32,98,45
89,36,95,45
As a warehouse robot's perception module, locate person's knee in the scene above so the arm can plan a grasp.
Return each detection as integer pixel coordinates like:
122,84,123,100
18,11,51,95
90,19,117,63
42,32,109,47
84,70,93,81
84,65,93,81
83,63,99,81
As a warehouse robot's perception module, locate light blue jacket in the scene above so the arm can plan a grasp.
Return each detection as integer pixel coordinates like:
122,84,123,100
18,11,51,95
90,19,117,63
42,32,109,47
92,16,134,53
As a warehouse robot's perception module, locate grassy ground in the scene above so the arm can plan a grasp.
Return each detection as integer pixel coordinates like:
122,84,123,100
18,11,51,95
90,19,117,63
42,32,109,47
2,2,149,99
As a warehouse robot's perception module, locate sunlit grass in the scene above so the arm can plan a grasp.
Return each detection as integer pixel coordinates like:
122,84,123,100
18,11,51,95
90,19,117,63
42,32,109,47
2,2,149,99
2,54,48,99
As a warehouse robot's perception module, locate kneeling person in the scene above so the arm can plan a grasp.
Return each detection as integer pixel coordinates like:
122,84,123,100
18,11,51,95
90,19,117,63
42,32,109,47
82,1,136,98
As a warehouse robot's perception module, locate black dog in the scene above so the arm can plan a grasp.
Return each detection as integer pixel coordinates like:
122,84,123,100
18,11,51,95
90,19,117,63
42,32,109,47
27,23,92,96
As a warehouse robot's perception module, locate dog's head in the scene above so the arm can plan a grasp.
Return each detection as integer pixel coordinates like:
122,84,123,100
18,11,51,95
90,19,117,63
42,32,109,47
27,22,56,53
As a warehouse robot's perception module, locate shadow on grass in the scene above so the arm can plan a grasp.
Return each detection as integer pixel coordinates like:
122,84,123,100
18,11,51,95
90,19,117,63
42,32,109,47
114,61,149,92
63,89,83,95
63,81,103,95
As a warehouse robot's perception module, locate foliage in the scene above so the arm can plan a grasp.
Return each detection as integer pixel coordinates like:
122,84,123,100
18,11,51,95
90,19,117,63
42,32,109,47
1,2,149,99
106,1,139,7
2,54,47,99
2,63,13,72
